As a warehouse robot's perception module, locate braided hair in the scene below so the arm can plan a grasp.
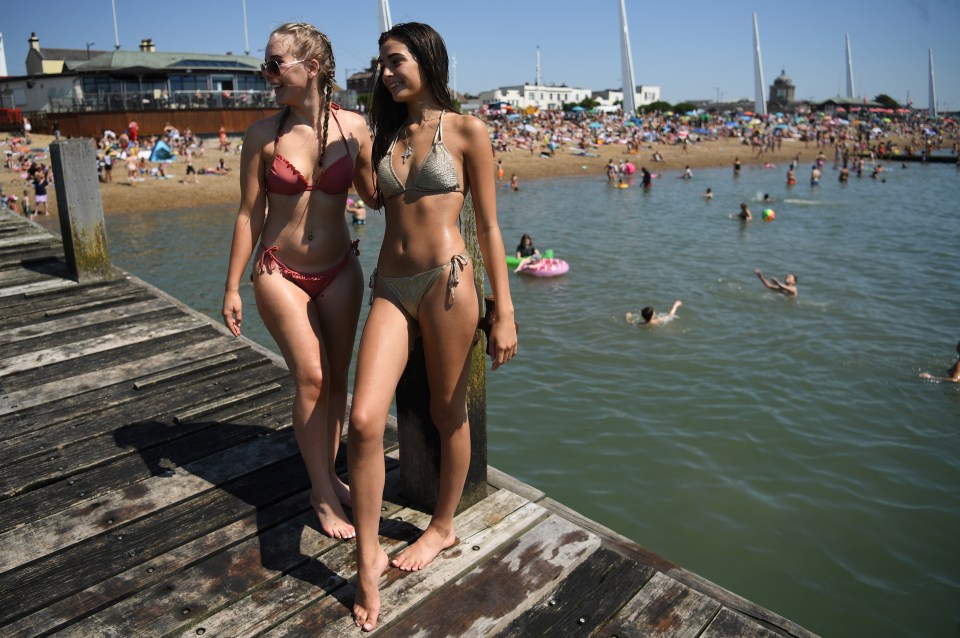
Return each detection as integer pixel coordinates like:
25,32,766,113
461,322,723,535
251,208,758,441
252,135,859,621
270,23,337,174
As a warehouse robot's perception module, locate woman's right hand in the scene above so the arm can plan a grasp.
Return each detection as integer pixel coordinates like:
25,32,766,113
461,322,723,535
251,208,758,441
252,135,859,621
222,290,243,337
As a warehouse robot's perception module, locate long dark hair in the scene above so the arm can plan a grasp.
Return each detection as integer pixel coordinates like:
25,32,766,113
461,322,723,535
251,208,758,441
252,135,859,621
270,23,336,173
370,23,459,177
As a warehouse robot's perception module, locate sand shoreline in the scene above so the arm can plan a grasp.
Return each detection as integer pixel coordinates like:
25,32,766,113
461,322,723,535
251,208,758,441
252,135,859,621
4,132,873,218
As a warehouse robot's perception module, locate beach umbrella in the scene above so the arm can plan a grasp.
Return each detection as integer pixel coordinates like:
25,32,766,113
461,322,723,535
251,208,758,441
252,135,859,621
588,122,602,129
724,121,739,128
571,106,585,111
523,124,537,133
693,127,709,134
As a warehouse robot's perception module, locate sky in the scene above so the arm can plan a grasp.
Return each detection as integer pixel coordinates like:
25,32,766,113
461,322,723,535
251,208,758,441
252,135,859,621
2,0,958,110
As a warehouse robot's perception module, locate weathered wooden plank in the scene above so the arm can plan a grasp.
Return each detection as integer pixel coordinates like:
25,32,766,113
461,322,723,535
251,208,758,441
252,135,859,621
0,232,52,249
0,277,77,297
169,510,422,638
0,336,248,418
700,607,786,638
0,424,302,572
58,497,402,638
0,357,281,468
597,570,721,638
132,352,239,389
256,492,548,638
0,255,66,284
0,314,206,376
0,396,296,534
0,450,312,625
0,277,136,318
495,547,654,637
0,486,316,638
0,297,174,345
341,514,601,638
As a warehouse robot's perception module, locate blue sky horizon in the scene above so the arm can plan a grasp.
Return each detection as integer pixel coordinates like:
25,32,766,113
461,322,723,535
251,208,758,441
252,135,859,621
2,0,958,111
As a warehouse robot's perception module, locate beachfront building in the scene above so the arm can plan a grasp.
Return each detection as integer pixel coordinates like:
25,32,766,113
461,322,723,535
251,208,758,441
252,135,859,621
592,86,661,112
0,32,300,137
477,83,593,111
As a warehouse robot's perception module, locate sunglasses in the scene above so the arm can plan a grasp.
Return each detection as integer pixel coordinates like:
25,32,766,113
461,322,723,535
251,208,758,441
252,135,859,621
260,59,308,76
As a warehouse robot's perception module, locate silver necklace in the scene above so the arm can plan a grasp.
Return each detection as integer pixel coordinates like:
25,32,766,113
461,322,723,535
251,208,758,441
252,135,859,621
400,110,443,165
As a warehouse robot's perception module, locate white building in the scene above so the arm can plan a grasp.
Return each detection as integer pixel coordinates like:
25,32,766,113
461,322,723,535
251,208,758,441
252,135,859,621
592,86,661,110
477,83,593,111
477,82,660,112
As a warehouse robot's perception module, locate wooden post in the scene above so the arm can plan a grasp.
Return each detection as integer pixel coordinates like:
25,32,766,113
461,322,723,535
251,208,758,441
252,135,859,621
49,139,112,283
395,197,488,513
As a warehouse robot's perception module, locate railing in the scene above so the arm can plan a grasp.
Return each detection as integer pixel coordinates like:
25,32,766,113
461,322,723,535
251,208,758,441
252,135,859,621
48,90,278,113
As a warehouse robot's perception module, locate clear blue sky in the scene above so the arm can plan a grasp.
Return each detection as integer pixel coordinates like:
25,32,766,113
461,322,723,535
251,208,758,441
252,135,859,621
3,0,958,110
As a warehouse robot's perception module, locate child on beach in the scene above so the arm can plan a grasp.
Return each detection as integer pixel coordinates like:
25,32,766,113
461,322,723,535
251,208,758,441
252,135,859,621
626,300,682,326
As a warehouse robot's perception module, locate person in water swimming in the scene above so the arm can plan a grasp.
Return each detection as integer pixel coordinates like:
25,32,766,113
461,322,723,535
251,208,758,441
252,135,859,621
349,22,517,632
626,300,682,326
919,341,960,383
755,269,798,296
221,22,377,541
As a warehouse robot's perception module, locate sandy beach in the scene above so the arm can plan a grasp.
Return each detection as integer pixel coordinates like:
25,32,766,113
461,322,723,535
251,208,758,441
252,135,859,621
3,131,884,217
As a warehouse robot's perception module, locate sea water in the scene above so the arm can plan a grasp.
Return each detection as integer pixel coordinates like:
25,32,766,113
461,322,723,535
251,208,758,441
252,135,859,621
102,158,960,637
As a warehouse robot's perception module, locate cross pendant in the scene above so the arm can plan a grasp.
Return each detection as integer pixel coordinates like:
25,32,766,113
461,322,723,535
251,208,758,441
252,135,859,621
401,145,412,165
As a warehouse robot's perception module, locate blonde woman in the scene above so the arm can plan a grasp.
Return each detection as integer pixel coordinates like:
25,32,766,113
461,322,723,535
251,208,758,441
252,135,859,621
222,23,377,540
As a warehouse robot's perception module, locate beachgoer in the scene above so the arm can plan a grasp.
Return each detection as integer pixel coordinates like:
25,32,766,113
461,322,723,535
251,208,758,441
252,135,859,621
738,202,752,221
222,22,378,541
755,269,797,296
510,173,519,191
496,158,504,184
626,300,681,326
810,165,821,185
786,167,796,185
32,173,49,215
641,166,652,188
347,197,367,225
350,22,517,632
733,156,741,176
919,341,960,383
682,165,692,179
514,233,541,272
703,187,713,200
184,152,198,183
218,124,230,153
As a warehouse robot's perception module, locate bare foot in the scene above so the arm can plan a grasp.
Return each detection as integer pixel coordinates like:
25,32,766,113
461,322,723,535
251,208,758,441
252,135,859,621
390,525,458,572
309,492,355,540
353,548,389,632
333,476,352,509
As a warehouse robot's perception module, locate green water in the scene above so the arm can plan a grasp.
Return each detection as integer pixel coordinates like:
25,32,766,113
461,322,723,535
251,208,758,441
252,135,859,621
99,158,960,637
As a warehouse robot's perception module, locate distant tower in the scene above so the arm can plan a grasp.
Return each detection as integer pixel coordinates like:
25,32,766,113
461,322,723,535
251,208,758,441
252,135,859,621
928,48,937,117
618,0,638,116
752,12,767,116
768,70,795,114
377,0,392,33
845,33,855,99
0,33,7,77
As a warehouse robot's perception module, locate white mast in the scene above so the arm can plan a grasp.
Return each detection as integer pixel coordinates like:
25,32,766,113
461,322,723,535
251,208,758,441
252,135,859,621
377,0,392,33
242,0,250,55
752,12,767,116
928,48,937,117
618,0,637,116
535,45,541,110
845,33,855,98
0,33,8,77
111,0,120,50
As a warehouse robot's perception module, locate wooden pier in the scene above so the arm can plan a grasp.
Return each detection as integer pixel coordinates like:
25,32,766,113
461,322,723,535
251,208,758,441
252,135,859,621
0,208,819,637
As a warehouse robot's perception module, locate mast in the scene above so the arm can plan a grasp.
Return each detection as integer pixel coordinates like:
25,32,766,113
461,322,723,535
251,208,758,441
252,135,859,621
618,0,638,116
752,12,767,116
535,45,541,110
928,48,937,117
845,33,855,99
377,0,392,33
242,0,250,55
111,0,120,50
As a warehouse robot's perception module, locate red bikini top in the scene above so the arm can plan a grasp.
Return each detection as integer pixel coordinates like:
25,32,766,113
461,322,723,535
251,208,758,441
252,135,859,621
266,104,354,196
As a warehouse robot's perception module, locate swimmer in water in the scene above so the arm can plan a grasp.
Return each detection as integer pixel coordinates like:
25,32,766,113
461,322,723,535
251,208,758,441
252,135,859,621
626,300,681,326
738,202,753,221
755,269,797,296
919,341,960,383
